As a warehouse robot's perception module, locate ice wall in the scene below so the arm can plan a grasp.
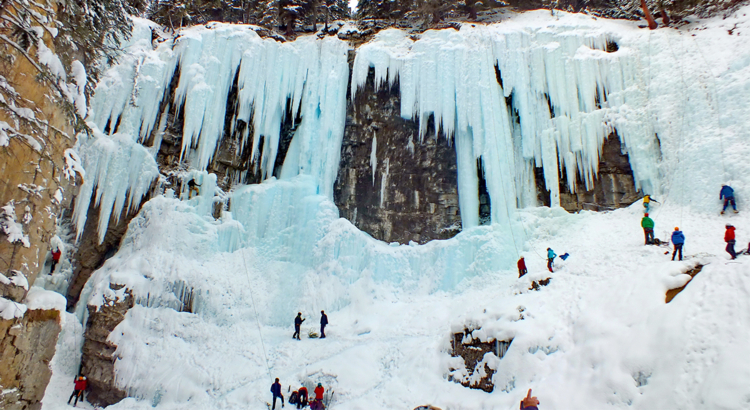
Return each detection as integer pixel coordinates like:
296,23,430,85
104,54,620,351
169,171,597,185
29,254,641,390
78,12,750,244
75,19,349,242
352,24,660,227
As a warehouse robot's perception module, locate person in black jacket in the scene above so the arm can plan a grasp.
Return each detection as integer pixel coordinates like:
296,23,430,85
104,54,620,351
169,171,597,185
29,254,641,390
293,312,305,340
271,378,284,409
320,310,328,339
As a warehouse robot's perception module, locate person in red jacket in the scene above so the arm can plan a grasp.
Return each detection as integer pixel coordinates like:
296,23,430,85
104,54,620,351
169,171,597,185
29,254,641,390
67,375,87,406
297,386,309,409
517,256,527,278
51,247,61,273
725,224,737,259
309,383,324,409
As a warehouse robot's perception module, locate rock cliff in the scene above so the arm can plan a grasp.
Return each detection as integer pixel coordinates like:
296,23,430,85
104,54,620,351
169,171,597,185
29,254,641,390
335,67,462,244
79,286,132,407
0,3,81,409
0,309,62,410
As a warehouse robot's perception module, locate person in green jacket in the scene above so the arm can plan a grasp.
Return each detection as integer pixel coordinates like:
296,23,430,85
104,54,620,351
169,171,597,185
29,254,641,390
641,213,655,245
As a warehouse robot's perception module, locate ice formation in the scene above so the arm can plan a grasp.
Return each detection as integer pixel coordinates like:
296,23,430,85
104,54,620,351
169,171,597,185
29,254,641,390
76,14,672,243
77,20,349,243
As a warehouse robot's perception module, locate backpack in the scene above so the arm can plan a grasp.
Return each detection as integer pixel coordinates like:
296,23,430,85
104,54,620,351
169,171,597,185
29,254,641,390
289,391,299,405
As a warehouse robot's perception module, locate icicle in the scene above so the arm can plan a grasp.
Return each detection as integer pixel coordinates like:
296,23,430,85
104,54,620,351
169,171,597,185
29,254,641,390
370,134,377,185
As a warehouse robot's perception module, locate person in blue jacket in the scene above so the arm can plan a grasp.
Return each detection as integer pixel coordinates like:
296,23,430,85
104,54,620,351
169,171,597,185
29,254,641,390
720,185,738,214
271,378,284,409
546,248,556,272
671,227,685,261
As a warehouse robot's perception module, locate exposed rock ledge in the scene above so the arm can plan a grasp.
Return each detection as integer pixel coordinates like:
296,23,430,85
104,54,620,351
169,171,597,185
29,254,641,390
0,309,62,410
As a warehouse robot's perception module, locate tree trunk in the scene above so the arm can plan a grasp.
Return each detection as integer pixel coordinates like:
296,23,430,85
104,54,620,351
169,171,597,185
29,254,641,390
285,16,295,36
466,1,478,21
640,0,658,30
660,6,670,25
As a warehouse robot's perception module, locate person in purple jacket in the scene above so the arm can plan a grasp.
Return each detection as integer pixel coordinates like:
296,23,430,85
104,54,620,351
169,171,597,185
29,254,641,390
520,389,540,410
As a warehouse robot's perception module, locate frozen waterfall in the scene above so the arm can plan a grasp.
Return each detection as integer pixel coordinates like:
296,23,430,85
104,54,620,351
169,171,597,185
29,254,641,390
75,16,668,245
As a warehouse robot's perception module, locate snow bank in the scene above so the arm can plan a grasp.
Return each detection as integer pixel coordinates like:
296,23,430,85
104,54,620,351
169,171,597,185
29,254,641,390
25,287,67,311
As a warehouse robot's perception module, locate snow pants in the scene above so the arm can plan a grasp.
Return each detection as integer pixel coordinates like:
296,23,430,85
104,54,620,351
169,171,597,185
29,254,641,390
644,228,654,245
293,325,301,340
726,240,737,259
723,197,737,211
518,268,527,278
272,394,284,410
672,244,683,261
547,258,554,272
320,324,326,338
51,259,58,273
67,389,83,406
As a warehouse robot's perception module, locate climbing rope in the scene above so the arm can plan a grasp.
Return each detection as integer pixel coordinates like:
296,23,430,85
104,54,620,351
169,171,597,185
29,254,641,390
493,159,521,259
238,248,273,381
497,130,546,262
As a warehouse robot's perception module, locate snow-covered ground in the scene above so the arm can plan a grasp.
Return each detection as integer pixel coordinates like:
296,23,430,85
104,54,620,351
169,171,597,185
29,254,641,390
38,5,750,410
40,196,750,410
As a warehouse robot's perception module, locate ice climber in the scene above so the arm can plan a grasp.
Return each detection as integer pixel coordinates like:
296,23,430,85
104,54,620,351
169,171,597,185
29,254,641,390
520,389,540,410
67,375,87,406
720,185,738,214
671,227,685,261
188,179,201,199
293,312,305,340
641,213,655,245
271,378,284,409
725,224,737,259
312,383,325,409
642,195,658,213
517,256,528,278
546,248,556,272
297,386,309,409
320,310,328,338
51,246,61,273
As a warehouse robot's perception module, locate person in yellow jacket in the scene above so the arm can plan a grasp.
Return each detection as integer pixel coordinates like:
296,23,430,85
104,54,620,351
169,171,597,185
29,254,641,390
643,195,659,213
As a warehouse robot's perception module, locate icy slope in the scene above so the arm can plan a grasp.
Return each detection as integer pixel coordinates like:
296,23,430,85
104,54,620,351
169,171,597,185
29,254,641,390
43,195,750,410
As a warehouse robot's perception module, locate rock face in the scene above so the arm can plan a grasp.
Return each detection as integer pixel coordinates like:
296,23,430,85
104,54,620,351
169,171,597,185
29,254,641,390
0,309,62,410
0,5,77,294
79,286,133,407
334,68,462,244
448,331,505,392
558,135,641,212
65,203,140,311
0,4,77,409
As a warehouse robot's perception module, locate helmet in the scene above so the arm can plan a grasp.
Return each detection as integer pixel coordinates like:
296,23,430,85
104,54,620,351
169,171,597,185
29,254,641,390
674,227,679,231
317,383,322,387
644,213,649,216
726,224,733,228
